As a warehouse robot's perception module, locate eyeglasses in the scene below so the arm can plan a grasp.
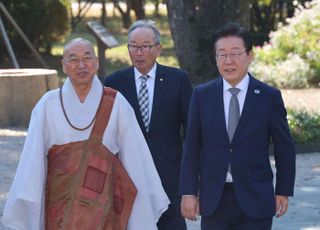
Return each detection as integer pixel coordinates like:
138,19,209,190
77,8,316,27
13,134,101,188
216,50,246,62
127,43,159,53
63,55,95,65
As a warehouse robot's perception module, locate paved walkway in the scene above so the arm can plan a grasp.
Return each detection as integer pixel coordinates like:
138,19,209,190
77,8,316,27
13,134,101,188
0,128,320,230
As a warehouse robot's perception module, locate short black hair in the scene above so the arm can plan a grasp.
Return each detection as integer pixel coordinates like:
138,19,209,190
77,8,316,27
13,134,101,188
212,23,253,54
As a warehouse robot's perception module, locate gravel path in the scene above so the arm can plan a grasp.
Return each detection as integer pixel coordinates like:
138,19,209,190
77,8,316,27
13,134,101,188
281,88,320,112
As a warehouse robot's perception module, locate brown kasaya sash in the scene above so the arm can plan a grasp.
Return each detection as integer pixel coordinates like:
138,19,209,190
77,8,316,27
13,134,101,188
45,87,137,230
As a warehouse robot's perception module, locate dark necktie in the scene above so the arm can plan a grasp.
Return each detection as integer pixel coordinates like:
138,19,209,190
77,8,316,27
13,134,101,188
138,75,149,132
228,87,240,142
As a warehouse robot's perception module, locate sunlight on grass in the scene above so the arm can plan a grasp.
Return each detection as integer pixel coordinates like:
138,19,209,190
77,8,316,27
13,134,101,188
51,3,178,79
72,3,168,20
105,45,130,63
158,56,179,67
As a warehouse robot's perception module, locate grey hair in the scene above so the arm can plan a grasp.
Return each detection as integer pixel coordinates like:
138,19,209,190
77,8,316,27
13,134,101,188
63,38,96,57
128,20,161,44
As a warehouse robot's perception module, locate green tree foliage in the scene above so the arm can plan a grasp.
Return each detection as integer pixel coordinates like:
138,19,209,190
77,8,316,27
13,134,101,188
287,109,320,144
1,0,70,56
251,0,320,88
250,0,312,45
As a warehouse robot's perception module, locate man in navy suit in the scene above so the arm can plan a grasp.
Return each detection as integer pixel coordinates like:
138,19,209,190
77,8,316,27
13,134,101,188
104,20,192,230
179,23,295,229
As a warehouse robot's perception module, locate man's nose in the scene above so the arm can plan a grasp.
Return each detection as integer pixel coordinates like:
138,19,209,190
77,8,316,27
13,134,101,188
225,54,233,63
136,47,144,55
77,59,86,67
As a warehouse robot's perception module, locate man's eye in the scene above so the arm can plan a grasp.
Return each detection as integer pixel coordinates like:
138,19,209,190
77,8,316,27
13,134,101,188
83,56,92,61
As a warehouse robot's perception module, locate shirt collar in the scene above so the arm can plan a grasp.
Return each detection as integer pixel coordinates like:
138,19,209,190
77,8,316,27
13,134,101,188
223,74,250,93
64,75,102,103
134,63,157,81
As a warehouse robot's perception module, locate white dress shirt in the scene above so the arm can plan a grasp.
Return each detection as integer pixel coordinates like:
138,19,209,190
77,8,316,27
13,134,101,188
223,74,249,182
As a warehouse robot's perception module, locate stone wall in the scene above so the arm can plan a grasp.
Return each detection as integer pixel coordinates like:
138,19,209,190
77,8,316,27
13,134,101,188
0,69,59,127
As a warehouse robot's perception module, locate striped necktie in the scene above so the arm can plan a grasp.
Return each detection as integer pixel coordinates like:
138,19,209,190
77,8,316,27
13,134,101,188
138,75,149,132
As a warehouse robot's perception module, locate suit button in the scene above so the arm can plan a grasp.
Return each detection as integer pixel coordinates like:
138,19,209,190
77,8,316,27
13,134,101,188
230,149,233,152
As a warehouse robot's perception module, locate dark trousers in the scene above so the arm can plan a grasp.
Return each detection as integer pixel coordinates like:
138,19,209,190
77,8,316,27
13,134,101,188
157,197,186,230
201,183,272,230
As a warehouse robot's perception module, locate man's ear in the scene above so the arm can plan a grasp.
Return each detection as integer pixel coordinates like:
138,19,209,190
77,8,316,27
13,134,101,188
61,60,67,73
156,44,162,57
248,50,254,63
95,57,99,70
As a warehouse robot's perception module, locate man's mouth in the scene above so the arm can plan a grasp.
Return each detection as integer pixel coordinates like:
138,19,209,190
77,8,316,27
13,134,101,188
224,68,236,73
77,71,89,77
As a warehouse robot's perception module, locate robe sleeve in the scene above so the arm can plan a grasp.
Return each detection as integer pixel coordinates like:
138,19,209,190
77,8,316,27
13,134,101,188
112,93,170,230
2,99,48,230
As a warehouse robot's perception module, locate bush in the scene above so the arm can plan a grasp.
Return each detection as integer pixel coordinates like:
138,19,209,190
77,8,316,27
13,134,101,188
251,0,320,88
287,109,320,144
0,0,70,57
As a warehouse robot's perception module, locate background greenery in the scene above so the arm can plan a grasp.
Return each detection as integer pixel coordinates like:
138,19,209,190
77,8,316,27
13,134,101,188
0,0,70,55
288,109,320,144
251,0,320,89
54,2,320,144
1,0,320,144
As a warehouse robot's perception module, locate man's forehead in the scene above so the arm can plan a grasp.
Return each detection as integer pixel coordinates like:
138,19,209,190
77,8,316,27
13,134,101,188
129,27,155,41
65,50,92,57
64,42,94,56
217,47,243,51
215,36,245,50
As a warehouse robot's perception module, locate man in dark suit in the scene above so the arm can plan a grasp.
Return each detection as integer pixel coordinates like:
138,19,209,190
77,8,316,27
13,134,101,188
104,20,193,230
179,23,296,230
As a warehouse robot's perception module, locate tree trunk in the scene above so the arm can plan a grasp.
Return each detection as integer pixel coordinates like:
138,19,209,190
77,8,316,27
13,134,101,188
154,0,160,17
112,0,132,28
131,0,145,19
167,0,250,85
70,0,96,31
101,0,107,26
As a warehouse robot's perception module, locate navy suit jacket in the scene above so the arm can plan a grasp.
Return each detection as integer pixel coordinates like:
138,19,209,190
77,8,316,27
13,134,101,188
104,63,193,199
179,75,295,218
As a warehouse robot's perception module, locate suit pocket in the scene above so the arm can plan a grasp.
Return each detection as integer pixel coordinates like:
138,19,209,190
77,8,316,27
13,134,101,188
252,169,273,182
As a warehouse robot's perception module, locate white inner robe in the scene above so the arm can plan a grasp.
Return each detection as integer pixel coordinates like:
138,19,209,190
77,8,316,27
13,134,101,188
2,76,169,230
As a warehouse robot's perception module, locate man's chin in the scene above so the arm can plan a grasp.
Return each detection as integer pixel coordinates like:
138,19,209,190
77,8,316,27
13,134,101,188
77,72,90,78
134,62,146,70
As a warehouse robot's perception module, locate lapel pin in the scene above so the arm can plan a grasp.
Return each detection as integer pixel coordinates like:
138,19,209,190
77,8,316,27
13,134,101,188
254,89,260,94
160,78,164,82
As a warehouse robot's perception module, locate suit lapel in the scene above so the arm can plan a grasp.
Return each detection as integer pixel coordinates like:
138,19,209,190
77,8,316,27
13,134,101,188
125,68,146,133
149,64,166,133
213,78,230,145
233,75,261,143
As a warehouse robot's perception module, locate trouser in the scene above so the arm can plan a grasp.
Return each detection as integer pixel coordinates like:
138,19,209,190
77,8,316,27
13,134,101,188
201,183,272,230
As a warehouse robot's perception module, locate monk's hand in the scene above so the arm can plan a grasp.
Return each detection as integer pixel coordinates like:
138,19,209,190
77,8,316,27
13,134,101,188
275,195,289,218
181,195,199,221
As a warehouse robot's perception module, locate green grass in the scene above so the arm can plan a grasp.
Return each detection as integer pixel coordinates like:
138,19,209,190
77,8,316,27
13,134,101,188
51,6,177,79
